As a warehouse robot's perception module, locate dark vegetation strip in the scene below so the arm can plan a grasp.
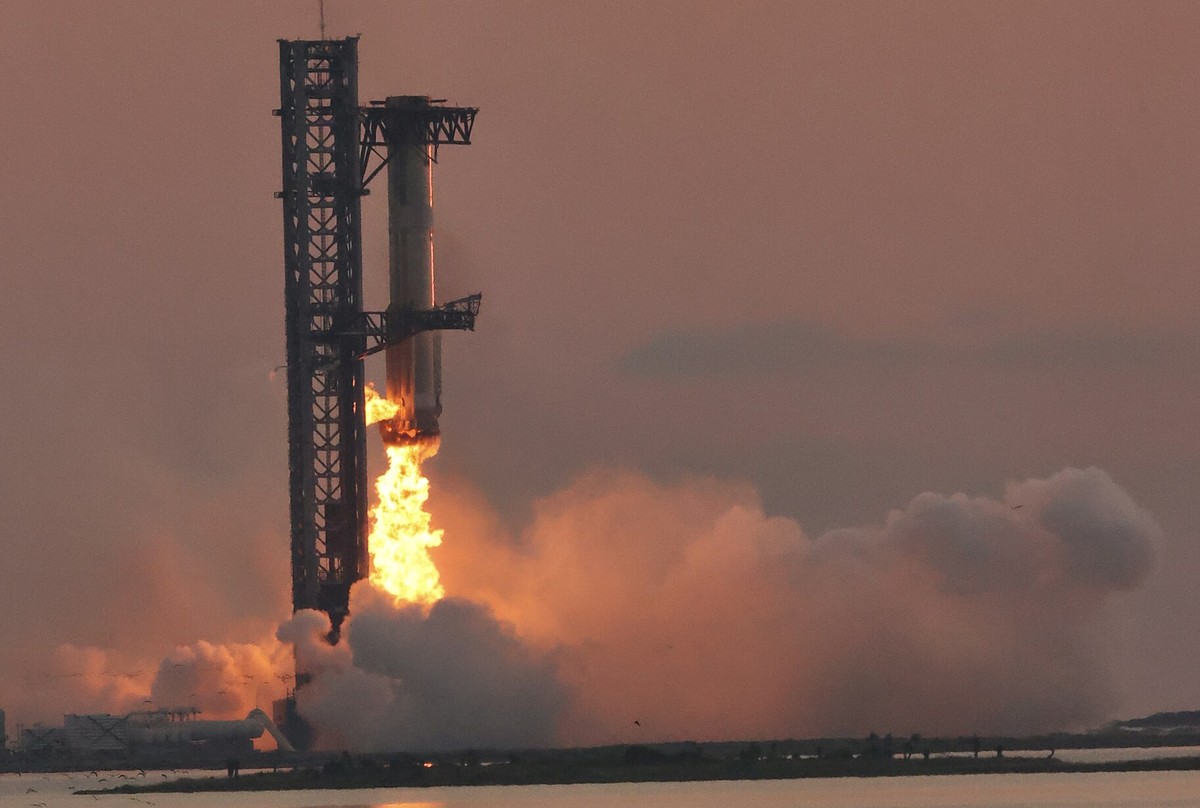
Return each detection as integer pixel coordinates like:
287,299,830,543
85,753,1200,794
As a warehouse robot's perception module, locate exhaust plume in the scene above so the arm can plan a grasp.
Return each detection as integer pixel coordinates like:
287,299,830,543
6,465,1155,750
280,585,566,751
2,638,288,727
150,639,288,718
315,464,1154,747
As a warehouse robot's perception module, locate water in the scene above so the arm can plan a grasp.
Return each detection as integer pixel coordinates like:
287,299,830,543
1055,745,1200,763
5,763,1200,808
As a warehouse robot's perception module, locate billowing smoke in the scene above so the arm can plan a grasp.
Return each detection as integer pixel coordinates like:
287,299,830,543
7,645,151,722
6,465,1155,751
149,639,288,718
292,465,1157,749
4,638,288,727
279,585,566,752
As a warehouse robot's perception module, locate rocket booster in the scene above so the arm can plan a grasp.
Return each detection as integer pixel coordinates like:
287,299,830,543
380,96,441,450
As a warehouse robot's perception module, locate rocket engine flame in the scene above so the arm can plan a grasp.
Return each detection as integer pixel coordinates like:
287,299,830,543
364,382,400,426
364,383,445,606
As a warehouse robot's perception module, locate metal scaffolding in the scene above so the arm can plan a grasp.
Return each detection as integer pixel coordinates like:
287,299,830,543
277,38,369,635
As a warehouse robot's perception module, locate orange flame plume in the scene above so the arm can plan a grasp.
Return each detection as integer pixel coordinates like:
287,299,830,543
364,382,401,425
363,384,445,606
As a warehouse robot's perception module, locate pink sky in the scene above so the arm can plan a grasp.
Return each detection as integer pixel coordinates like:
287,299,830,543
1,1,1198,734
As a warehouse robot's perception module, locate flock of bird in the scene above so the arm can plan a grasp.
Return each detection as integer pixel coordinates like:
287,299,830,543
9,768,200,807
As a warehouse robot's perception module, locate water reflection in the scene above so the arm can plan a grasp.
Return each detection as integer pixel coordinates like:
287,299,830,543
7,765,1200,808
307,804,444,808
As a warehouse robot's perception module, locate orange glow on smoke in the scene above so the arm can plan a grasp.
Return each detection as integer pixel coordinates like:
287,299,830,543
364,383,445,606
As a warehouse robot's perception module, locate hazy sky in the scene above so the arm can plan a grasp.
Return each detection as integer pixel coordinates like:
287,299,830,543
2,1,1199,735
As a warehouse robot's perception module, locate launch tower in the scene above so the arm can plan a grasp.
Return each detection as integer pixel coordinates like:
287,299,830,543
276,37,478,637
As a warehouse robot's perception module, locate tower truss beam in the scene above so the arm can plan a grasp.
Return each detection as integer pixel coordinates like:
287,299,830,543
341,294,482,360
360,103,478,186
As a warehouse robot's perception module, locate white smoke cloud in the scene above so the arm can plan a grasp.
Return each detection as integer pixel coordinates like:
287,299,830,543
279,585,566,752
4,645,151,722
426,465,1156,746
5,466,1156,752
1,638,288,728
150,639,288,718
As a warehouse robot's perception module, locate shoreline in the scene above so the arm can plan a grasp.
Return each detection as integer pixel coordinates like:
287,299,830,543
85,752,1200,794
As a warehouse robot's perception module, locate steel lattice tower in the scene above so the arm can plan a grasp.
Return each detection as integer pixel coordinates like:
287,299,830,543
277,38,369,635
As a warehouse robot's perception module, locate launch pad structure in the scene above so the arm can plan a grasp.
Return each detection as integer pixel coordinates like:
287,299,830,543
276,37,479,637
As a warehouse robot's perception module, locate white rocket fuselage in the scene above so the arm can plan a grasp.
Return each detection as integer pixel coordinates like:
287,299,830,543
382,96,441,448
